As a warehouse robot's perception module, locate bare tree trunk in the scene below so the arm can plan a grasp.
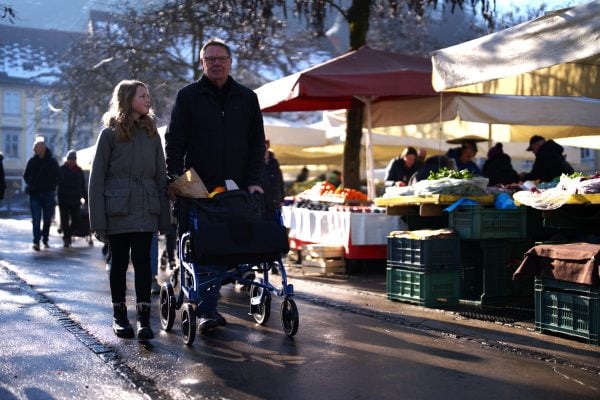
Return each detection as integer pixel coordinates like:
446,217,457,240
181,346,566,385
342,99,364,189
342,0,371,189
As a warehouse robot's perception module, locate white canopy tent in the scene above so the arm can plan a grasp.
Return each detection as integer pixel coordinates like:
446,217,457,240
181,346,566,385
430,0,600,148
76,117,331,170
431,0,600,96
320,108,582,166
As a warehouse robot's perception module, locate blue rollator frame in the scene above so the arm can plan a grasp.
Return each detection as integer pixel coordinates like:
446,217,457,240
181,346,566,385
159,196,299,345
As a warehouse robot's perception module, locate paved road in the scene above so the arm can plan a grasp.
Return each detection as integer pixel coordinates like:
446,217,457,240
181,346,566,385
1,217,599,399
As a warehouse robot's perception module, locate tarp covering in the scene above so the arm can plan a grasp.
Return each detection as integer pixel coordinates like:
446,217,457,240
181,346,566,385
255,46,435,112
77,119,331,170
321,109,582,164
367,94,600,141
431,0,600,96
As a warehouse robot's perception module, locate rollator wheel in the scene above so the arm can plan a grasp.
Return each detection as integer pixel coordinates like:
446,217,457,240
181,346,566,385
280,297,299,337
250,285,271,325
169,266,179,288
181,303,196,345
159,283,176,331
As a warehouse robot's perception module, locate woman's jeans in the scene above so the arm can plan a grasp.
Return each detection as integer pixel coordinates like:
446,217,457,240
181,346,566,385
109,232,153,304
29,192,55,244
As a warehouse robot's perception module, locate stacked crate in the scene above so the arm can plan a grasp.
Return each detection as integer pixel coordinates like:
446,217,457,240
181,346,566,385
535,276,599,346
300,244,346,275
387,231,461,307
448,205,529,305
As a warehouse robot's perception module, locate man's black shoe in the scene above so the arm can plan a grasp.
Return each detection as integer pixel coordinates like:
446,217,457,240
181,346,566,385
198,314,218,333
42,240,49,249
210,311,227,326
32,242,40,251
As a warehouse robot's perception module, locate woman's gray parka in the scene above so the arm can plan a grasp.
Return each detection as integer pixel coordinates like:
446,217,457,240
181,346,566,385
89,126,170,235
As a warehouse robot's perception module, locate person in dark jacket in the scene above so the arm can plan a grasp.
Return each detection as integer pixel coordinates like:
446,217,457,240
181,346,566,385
89,80,170,340
295,166,309,183
165,38,266,333
262,139,284,219
0,152,6,201
521,135,575,182
384,147,421,187
23,139,61,251
446,140,482,175
57,149,87,247
482,143,520,186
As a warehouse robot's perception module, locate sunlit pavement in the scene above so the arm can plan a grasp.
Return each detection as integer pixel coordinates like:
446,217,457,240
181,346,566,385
1,217,599,399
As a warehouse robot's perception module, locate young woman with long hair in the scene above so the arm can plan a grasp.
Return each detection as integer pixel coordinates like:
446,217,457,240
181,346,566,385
89,80,169,339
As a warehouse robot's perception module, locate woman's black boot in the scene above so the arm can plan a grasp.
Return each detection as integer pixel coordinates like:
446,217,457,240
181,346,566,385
136,303,154,340
112,303,134,338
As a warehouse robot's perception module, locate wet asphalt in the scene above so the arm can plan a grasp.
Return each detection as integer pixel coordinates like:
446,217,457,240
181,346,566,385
0,217,599,400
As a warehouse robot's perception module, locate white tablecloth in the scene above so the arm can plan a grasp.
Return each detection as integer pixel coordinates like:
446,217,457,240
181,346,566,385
282,207,405,246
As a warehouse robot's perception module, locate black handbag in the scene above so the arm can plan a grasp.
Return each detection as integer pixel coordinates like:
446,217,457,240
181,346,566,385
183,190,289,265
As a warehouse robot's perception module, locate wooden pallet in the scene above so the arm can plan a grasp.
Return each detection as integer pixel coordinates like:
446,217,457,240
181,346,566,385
301,244,345,259
301,256,346,276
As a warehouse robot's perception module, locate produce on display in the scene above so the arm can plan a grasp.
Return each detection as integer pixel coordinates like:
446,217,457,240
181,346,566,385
427,168,473,180
513,172,600,210
297,181,369,202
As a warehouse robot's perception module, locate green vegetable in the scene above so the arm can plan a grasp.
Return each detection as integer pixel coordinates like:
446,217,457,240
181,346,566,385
563,172,586,179
427,168,473,180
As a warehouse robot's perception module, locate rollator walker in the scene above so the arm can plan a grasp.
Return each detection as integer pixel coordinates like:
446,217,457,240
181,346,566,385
158,190,299,345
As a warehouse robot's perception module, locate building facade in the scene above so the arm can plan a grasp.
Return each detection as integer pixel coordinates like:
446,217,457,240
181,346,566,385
0,24,91,192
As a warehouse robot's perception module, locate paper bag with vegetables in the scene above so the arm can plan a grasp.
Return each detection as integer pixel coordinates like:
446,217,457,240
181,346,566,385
170,168,209,198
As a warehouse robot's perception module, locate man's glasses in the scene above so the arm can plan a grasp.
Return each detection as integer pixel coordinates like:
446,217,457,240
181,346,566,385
203,56,230,64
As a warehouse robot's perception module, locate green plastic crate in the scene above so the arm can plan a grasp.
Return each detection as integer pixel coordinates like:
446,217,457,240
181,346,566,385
387,265,460,308
449,206,527,239
460,240,513,305
535,276,599,346
403,215,448,230
387,236,460,270
542,208,600,230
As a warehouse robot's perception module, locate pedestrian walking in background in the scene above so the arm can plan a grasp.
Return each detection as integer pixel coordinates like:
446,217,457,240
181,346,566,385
0,152,6,202
23,138,61,251
262,139,284,219
150,233,160,294
89,80,170,340
482,143,520,186
166,38,266,333
57,150,87,247
160,200,178,271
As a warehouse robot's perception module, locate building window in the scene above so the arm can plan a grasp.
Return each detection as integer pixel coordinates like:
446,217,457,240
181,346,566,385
3,91,21,115
580,148,593,161
2,128,20,159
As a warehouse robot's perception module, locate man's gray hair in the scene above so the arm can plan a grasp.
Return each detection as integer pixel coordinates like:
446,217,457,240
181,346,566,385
200,38,232,59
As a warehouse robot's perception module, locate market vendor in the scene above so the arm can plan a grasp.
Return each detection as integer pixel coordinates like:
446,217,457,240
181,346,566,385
520,135,574,182
446,140,482,175
384,147,421,187
482,143,519,186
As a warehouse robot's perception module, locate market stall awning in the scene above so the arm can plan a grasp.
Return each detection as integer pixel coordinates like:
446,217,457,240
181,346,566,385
255,46,436,112
77,119,330,170
366,94,600,141
321,109,582,164
431,0,600,97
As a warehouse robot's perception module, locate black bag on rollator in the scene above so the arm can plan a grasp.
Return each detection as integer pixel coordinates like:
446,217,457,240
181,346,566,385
179,190,289,265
